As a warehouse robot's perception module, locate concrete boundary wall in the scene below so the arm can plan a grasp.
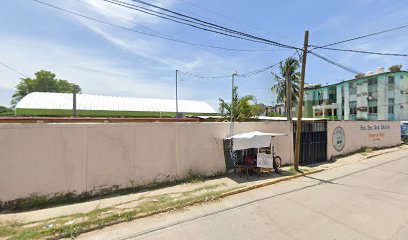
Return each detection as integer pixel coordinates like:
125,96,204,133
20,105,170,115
0,122,293,202
327,121,401,159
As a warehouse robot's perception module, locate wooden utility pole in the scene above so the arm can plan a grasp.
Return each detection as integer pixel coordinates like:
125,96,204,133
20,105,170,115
294,30,309,171
285,70,292,122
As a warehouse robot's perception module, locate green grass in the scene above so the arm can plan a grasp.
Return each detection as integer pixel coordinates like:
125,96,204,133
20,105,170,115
362,147,374,156
287,166,308,175
0,186,233,240
0,174,219,212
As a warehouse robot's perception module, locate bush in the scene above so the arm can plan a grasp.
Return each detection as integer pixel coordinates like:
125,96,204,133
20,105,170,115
389,65,402,72
355,73,365,79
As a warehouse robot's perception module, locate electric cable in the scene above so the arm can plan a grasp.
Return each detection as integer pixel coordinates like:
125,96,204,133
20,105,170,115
33,0,284,52
308,51,362,75
311,23,408,49
103,0,300,50
309,46,408,57
0,61,27,77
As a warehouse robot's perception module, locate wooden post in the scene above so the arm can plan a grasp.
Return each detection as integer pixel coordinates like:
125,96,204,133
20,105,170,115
294,30,309,171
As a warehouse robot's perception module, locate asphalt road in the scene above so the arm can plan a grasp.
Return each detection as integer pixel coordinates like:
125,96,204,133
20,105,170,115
79,149,408,240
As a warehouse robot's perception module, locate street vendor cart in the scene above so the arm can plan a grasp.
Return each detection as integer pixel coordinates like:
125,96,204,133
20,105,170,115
224,131,287,179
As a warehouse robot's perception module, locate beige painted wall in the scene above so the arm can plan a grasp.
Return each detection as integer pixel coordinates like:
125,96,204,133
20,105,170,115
327,121,401,159
0,121,293,202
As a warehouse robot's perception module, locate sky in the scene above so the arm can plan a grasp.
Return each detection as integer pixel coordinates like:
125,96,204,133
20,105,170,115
1,0,408,109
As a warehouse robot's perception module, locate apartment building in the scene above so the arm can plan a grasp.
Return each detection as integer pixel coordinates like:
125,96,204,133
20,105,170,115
303,68,408,120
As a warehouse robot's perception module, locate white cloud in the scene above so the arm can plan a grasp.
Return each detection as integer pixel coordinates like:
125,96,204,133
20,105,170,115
0,0,278,108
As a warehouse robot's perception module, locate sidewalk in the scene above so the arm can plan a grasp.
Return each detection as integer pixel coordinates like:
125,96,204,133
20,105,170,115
0,144,406,239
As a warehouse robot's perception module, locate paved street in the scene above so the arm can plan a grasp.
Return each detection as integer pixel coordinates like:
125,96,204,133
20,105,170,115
79,148,408,240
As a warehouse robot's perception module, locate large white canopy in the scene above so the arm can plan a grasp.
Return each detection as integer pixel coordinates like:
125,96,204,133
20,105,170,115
226,131,287,151
16,92,216,113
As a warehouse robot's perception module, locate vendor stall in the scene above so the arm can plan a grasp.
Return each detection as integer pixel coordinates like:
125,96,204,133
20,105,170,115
224,131,287,179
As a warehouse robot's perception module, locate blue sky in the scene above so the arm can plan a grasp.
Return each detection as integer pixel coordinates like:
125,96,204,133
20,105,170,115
1,0,407,109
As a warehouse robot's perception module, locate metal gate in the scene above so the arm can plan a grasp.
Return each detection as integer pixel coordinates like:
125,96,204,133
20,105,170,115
293,121,327,165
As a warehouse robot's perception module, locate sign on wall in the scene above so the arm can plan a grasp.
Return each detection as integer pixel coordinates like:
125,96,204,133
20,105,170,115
328,121,400,159
257,153,274,168
332,126,345,152
360,124,391,141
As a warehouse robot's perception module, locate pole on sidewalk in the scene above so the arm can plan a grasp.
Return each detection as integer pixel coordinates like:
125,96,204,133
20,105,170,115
294,30,309,171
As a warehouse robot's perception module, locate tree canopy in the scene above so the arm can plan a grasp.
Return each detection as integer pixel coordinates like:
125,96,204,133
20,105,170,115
271,57,301,104
0,106,14,116
218,86,263,121
11,70,81,107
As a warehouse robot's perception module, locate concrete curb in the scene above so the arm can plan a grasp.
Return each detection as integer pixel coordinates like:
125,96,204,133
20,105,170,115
221,168,325,198
57,169,326,239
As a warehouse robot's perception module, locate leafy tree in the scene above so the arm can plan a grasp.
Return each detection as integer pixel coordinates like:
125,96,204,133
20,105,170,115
389,65,402,72
271,57,301,104
11,70,81,106
219,86,262,121
267,111,285,117
355,73,365,79
0,106,14,116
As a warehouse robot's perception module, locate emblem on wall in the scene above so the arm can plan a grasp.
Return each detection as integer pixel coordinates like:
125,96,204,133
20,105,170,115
332,126,345,152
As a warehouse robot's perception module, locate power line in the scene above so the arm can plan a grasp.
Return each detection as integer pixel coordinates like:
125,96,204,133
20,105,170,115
174,0,301,48
103,0,300,50
309,51,362,74
308,46,408,57
179,52,297,79
103,0,271,47
0,62,27,77
312,23,408,49
34,0,287,53
178,71,231,79
127,0,296,49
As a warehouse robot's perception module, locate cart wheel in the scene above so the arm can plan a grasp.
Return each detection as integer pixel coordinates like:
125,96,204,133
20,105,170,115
259,168,271,177
274,156,282,173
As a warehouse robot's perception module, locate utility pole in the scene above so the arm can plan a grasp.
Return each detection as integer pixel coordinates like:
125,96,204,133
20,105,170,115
294,30,309,171
285,69,292,122
230,72,238,135
176,70,179,120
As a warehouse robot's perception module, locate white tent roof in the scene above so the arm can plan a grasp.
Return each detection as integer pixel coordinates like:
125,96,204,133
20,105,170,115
256,116,330,121
16,92,216,113
226,131,287,151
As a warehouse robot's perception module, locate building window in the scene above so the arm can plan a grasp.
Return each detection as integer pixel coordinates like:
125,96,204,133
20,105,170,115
368,91,378,100
388,107,394,114
369,106,378,114
368,78,378,85
388,76,395,86
349,83,357,95
350,107,357,115
388,98,394,114
315,109,323,116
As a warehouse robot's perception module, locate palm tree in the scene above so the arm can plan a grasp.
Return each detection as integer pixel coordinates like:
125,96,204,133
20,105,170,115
219,86,263,121
271,57,301,105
